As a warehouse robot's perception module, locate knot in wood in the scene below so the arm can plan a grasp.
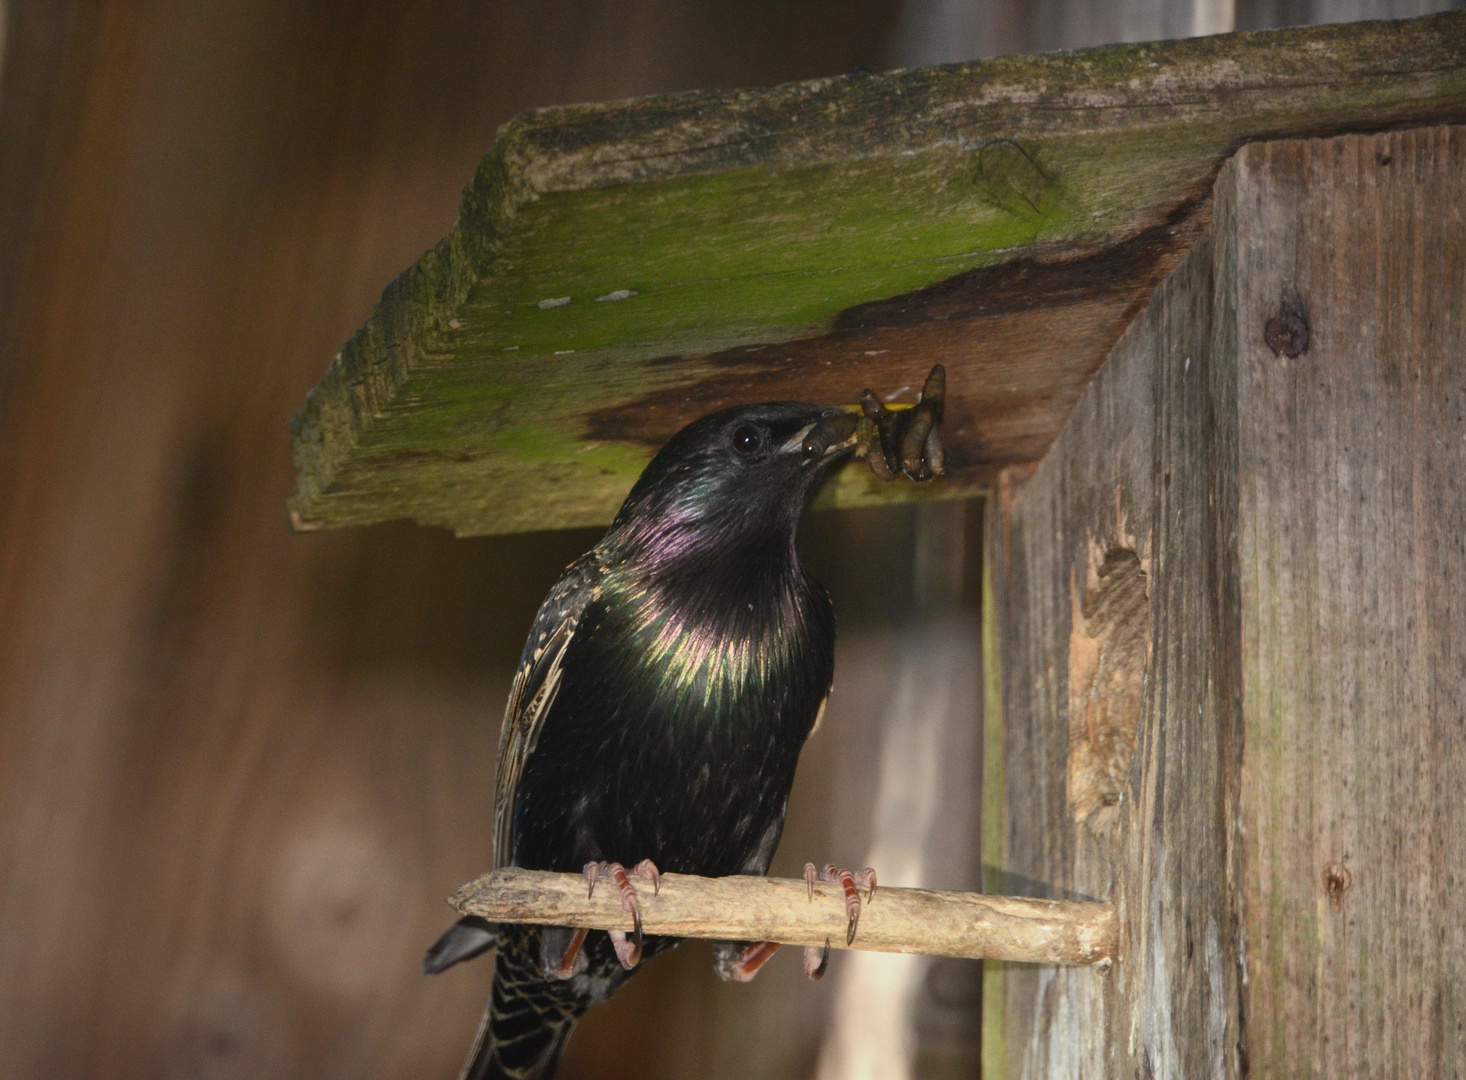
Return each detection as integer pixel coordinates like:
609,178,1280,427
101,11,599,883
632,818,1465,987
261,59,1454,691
1265,310,1309,358
1322,862,1353,912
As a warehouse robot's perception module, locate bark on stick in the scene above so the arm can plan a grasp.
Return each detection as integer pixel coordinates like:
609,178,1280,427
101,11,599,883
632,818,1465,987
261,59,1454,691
451,868,1116,966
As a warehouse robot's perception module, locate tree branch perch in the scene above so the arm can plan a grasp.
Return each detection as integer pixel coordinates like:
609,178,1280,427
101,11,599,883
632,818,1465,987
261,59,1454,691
451,869,1116,966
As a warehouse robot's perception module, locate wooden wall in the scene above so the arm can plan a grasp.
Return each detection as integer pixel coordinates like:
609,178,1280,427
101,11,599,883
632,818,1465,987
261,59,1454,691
985,120,1466,1080
985,158,1247,1080
0,4,930,1079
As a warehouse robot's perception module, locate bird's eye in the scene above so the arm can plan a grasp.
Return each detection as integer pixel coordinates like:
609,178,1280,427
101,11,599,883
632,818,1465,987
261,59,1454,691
731,423,765,457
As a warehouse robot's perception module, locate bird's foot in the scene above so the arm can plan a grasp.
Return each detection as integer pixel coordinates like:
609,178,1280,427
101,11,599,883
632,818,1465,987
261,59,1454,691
804,862,877,946
713,940,782,983
584,859,660,970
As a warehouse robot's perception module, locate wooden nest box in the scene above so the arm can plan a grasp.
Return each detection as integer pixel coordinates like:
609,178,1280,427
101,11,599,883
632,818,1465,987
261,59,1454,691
290,13,1466,1078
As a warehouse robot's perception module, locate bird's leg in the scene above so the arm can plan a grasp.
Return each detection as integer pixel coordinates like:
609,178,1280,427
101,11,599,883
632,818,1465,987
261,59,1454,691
804,862,878,946
713,940,782,983
583,859,661,970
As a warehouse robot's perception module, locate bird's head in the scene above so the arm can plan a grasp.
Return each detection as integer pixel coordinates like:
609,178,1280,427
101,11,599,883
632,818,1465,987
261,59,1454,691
602,402,858,566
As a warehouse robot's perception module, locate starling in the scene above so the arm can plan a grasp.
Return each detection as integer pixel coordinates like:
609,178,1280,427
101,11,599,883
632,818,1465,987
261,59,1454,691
426,401,866,1080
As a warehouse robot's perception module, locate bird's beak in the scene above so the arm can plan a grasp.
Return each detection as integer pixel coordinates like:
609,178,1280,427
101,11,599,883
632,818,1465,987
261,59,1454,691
789,410,860,463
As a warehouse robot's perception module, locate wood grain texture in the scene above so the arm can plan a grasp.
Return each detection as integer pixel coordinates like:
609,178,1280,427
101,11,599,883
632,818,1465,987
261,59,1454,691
454,869,1115,965
287,13,1466,537
985,148,1246,1077
0,4,914,1080
986,123,1466,1079
1233,126,1466,1079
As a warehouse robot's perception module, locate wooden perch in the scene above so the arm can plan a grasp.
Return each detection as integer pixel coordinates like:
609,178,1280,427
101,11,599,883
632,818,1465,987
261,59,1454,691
451,868,1116,966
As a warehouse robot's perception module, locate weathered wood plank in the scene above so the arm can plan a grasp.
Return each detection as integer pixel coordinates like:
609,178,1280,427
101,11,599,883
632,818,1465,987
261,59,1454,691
1234,126,1466,1079
289,14,1466,536
985,159,1243,1078
986,123,1465,1078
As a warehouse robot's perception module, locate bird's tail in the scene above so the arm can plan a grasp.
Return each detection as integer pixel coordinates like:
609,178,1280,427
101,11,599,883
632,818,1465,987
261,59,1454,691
460,930,584,1080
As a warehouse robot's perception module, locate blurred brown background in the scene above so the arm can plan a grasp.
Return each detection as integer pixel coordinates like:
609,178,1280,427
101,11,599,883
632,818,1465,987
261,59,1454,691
1,1,1455,1078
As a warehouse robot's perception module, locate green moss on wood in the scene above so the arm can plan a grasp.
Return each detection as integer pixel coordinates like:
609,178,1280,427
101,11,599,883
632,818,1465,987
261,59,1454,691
290,13,1466,537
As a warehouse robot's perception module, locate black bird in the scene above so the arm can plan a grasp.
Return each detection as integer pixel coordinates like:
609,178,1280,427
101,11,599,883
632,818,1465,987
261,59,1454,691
425,401,865,1080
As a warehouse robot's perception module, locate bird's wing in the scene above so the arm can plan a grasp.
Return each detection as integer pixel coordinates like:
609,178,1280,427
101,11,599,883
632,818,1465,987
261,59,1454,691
492,552,603,870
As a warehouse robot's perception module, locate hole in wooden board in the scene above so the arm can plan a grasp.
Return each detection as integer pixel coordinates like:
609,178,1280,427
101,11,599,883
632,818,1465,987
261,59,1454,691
1068,545,1151,831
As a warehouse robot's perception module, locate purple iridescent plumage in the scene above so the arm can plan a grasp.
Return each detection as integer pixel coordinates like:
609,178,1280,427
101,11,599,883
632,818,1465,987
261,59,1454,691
431,401,855,1080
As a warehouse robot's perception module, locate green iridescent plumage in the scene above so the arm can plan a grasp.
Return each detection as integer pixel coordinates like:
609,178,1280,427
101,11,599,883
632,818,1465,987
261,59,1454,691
599,565,811,720
427,401,853,1080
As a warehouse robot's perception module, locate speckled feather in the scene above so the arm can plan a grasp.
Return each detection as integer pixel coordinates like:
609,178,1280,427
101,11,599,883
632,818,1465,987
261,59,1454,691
451,403,847,1080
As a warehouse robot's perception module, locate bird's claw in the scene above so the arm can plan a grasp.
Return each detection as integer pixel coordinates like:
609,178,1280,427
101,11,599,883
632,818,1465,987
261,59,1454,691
800,864,834,975
583,859,660,969
855,364,946,482
804,862,877,946
630,857,661,894
803,939,831,981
